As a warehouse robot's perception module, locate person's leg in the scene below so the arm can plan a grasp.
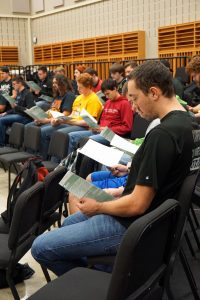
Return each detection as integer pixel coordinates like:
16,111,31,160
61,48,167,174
90,134,110,146
31,212,126,276
36,100,51,111
0,114,30,146
40,124,70,159
67,130,93,154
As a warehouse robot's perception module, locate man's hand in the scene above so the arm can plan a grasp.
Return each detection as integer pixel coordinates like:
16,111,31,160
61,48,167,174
51,118,61,126
109,164,129,177
76,197,102,216
34,90,40,95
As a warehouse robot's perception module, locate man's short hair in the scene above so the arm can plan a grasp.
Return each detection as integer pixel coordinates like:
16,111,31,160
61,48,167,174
101,79,118,92
12,76,25,86
186,55,200,75
38,66,48,73
124,61,138,69
0,66,9,73
109,63,125,75
129,60,174,98
84,67,98,77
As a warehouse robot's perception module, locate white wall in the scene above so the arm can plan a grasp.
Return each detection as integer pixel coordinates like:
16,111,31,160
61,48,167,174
0,17,29,65
31,0,200,59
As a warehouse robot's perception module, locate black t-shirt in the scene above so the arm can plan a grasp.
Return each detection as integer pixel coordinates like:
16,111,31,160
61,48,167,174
0,79,13,111
115,111,199,228
51,92,75,113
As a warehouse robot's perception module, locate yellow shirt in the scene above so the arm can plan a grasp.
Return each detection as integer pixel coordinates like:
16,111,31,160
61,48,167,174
71,92,103,121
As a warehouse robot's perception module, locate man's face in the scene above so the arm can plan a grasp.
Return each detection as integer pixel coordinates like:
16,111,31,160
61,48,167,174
125,66,134,77
12,81,21,91
128,80,156,120
192,72,200,87
38,70,47,81
0,71,9,81
111,72,122,82
103,89,118,101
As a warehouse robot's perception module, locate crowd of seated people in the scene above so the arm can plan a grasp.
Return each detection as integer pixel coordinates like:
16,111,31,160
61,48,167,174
1,57,200,294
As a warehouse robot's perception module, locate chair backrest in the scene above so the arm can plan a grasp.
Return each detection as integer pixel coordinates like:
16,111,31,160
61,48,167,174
106,199,180,300
8,122,24,149
23,125,41,152
130,113,151,140
48,131,69,159
8,181,44,252
174,171,199,248
40,166,66,222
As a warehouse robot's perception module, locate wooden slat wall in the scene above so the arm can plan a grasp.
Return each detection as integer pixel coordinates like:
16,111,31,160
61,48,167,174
0,46,19,66
158,20,200,62
34,31,145,64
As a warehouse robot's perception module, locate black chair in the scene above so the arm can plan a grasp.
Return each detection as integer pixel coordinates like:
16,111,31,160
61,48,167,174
0,125,41,190
0,122,24,157
39,166,66,234
42,131,69,172
0,181,44,300
27,199,180,300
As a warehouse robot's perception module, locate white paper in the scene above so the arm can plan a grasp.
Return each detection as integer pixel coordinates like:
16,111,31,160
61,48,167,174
111,135,140,155
49,110,64,118
78,139,124,167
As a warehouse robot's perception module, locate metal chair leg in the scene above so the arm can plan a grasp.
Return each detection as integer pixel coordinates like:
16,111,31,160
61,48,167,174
6,270,20,300
188,214,200,250
41,264,51,283
179,247,200,300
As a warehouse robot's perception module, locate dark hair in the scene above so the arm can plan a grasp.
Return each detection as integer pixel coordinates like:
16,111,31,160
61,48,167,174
53,74,73,97
0,66,9,73
160,59,170,69
124,61,138,69
12,76,25,86
77,73,93,88
109,63,125,76
84,67,98,76
186,55,200,75
38,66,48,73
101,79,118,92
129,60,174,98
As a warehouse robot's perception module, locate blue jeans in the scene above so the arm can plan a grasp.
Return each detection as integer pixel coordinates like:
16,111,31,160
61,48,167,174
31,212,126,276
0,114,31,146
67,130,110,154
40,124,86,159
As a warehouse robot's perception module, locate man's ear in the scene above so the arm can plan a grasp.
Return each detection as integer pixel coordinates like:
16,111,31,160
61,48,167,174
149,86,160,100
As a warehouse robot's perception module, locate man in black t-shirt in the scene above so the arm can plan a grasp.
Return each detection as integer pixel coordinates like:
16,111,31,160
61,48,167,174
0,76,35,146
31,61,199,276
0,67,15,113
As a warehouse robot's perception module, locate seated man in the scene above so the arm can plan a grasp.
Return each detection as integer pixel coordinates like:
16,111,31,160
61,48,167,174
0,76,35,147
0,66,16,113
31,61,199,277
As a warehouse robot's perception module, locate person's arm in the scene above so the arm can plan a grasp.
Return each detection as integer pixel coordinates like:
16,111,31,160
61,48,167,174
0,104,6,113
77,184,155,217
109,102,133,135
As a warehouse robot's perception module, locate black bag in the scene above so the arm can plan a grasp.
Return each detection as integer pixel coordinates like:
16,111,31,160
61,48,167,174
0,263,35,289
58,150,83,175
1,156,49,226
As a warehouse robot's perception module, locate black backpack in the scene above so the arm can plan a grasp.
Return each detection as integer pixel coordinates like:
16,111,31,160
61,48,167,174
1,156,49,226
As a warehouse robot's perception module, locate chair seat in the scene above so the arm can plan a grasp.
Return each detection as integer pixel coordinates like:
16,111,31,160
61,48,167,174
0,147,19,155
27,267,111,300
0,152,34,166
0,234,10,268
0,217,9,234
42,161,58,172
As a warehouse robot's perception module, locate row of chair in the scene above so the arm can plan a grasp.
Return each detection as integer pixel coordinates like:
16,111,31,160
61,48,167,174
0,123,69,191
0,166,66,300
26,170,200,300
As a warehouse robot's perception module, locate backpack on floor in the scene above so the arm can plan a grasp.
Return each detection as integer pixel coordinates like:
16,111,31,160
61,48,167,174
1,156,49,226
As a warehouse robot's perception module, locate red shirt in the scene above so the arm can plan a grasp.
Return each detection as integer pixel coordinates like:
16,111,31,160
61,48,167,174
92,79,102,93
100,96,133,135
